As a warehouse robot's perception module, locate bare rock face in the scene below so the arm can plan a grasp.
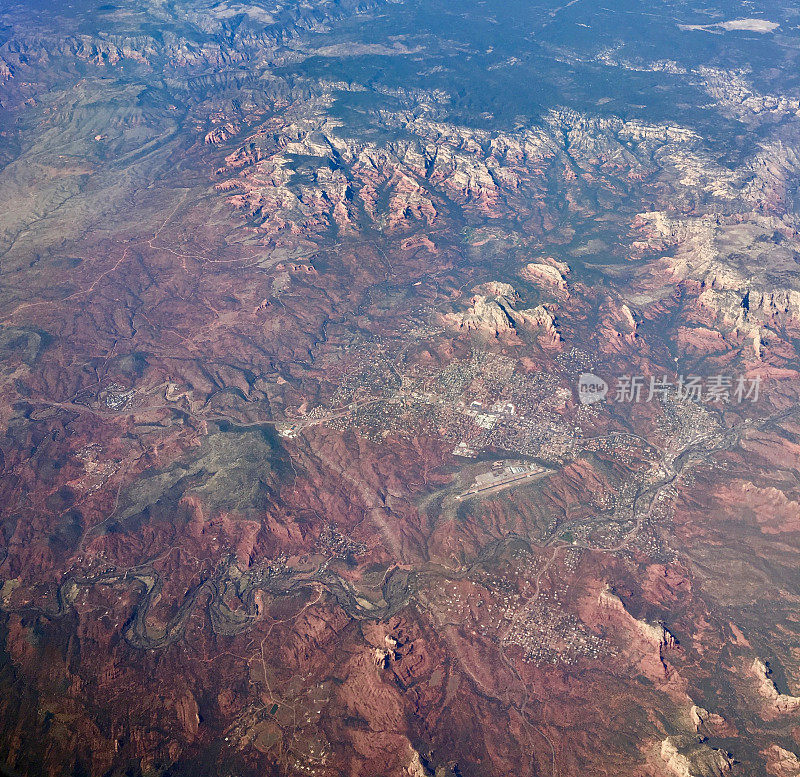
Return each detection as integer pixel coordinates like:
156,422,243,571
446,281,560,344
598,585,627,613
212,97,734,253
514,305,561,346
596,584,678,682
636,213,800,313
660,736,734,777
633,210,800,362
698,67,800,123
216,104,559,241
373,647,390,669
752,659,800,712
406,749,434,777
599,585,676,648
5,1,800,776
636,619,677,650
690,706,727,733
518,260,569,294
763,744,800,777
454,288,519,335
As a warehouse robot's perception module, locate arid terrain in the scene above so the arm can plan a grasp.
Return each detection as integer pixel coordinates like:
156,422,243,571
1,1,800,775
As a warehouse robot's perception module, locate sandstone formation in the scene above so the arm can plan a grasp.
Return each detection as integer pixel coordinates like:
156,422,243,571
752,659,800,713
518,260,569,294
446,282,560,344
660,736,733,777
1,2,800,776
763,745,800,777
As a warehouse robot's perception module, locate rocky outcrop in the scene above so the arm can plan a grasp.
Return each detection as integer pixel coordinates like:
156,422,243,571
373,634,400,669
173,692,200,740
599,586,675,646
598,585,627,613
598,585,677,673
373,647,390,669
660,736,733,777
698,67,800,122
407,749,434,777
209,96,726,246
690,706,725,732
634,211,800,347
445,282,560,344
515,305,561,346
744,137,800,212
763,744,800,777
454,289,518,335
636,619,677,650
519,261,569,294
752,658,800,712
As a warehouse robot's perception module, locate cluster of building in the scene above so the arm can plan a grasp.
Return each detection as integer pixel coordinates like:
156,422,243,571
503,597,613,666
316,523,367,559
488,412,576,461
